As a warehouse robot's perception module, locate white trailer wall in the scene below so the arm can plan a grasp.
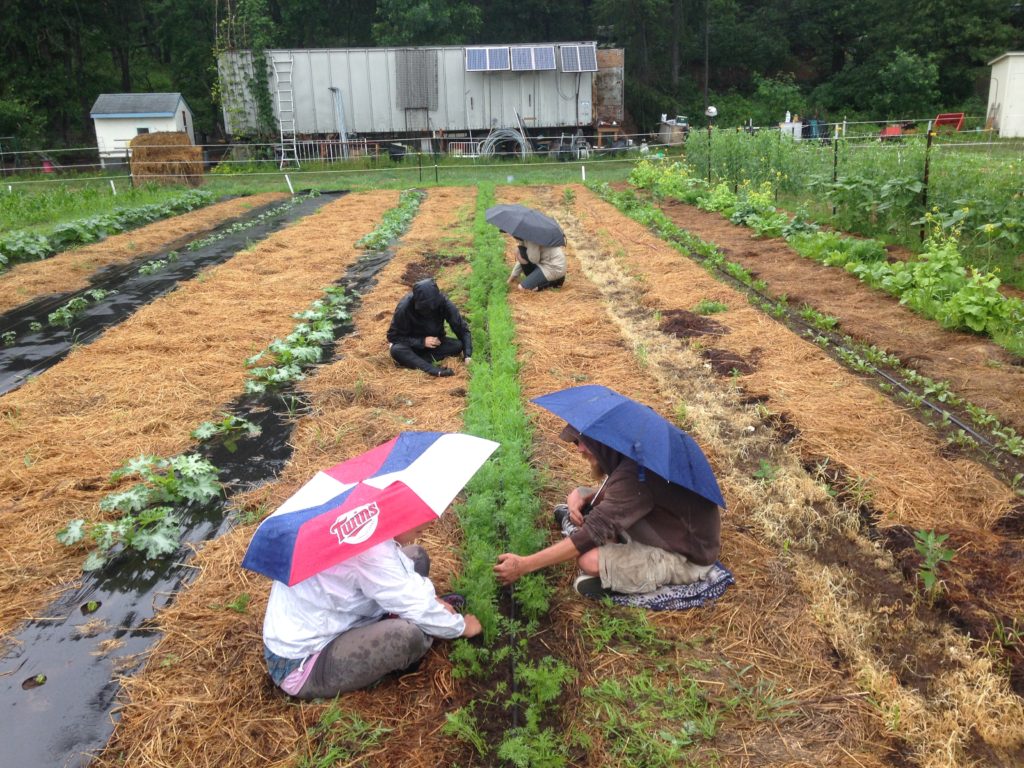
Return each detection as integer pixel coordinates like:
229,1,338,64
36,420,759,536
987,52,1024,138
219,45,595,137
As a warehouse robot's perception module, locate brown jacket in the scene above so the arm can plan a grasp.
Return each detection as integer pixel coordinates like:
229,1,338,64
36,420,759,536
568,451,721,567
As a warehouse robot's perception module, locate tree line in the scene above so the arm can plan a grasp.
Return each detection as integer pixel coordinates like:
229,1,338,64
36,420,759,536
1,0,1021,148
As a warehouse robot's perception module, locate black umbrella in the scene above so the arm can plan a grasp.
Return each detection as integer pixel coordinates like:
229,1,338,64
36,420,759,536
485,204,566,247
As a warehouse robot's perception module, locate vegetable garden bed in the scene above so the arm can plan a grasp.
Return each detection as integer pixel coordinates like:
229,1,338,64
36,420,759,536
0,183,1021,768
0,192,287,314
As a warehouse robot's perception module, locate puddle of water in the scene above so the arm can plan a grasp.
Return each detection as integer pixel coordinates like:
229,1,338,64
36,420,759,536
0,244,393,768
0,193,345,396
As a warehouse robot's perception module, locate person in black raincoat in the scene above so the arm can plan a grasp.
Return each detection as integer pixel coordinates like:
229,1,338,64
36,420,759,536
386,278,472,377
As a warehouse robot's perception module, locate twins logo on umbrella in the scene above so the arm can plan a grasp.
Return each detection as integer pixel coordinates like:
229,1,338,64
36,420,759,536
330,501,382,545
243,432,498,585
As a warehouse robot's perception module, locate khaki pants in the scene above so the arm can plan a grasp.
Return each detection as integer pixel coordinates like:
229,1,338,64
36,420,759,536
598,540,713,594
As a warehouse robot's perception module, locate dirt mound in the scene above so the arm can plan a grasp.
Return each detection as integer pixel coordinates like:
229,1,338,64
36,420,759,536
129,132,202,187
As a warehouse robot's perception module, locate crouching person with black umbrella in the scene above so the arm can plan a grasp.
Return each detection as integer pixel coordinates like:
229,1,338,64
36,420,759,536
387,278,472,377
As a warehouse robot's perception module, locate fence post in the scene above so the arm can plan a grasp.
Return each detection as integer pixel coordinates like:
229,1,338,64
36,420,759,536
920,129,934,242
706,124,712,184
831,124,839,218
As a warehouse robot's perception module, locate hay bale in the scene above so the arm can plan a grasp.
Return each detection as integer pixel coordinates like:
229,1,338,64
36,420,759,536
129,131,203,187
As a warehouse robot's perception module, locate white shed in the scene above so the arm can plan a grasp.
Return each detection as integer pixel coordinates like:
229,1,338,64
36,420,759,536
986,52,1024,138
90,93,195,165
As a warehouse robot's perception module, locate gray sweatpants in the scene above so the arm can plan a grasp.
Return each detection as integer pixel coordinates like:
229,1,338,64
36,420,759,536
295,546,434,699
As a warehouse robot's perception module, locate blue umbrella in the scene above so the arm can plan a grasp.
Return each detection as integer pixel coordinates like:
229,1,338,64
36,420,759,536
531,385,726,508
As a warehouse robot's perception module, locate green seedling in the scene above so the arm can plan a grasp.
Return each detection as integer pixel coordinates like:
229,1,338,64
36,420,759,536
693,298,728,315
913,529,956,601
2,330,15,345
191,413,261,452
753,459,778,482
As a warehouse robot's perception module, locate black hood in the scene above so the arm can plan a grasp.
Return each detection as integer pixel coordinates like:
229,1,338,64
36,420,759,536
412,278,444,314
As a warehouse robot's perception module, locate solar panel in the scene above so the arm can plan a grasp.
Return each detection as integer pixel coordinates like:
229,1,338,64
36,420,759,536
561,46,581,72
578,43,597,72
534,46,556,70
487,47,510,70
560,43,598,72
511,47,534,71
465,48,488,72
510,45,557,71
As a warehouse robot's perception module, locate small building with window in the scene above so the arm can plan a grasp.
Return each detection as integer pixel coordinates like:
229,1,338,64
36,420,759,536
90,93,195,167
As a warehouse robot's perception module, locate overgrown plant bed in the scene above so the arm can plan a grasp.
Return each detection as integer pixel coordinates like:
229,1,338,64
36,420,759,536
0,191,288,314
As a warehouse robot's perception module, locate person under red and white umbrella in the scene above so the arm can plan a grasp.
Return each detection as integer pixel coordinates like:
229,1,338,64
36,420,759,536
245,432,496,698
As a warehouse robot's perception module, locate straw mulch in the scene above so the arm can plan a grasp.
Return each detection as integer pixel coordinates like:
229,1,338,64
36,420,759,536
520,183,1024,766
0,191,399,639
0,193,288,314
495,185,890,766
655,199,1024,436
130,132,203,187
94,187,481,768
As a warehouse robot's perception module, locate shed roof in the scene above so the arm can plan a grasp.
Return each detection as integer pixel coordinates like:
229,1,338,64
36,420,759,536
988,51,1024,66
90,93,190,119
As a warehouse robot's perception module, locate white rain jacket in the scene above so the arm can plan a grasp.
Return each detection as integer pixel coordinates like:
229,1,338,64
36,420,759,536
263,540,465,660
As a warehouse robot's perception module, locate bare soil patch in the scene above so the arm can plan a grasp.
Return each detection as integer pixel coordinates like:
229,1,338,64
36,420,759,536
0,193,288,313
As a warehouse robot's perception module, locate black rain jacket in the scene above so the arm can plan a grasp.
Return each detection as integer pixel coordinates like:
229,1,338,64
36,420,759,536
386,279,473,357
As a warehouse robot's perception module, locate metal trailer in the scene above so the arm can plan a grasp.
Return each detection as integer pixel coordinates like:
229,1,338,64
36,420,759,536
218,43,614,142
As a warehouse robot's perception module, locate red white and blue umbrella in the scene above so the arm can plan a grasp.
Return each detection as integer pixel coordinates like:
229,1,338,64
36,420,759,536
242,432,499,585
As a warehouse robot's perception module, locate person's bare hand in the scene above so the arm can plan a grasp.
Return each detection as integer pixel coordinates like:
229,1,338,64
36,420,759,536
494,553,526,585
462,614,483,637
567,487,589,524
425,336,441,349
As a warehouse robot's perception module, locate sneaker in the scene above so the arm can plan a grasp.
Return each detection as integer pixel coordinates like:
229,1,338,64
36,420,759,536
439,592,466,612
573,574,611,598
553,504,578,537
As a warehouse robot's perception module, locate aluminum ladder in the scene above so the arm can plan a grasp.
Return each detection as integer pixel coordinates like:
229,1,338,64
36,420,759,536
272,55,300,169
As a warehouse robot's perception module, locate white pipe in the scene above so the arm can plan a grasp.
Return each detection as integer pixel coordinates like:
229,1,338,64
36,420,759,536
581,165,586,181
109,179,117,195
285,174,294,194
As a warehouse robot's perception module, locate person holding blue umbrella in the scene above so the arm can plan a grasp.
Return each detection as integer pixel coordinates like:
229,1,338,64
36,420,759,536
494,385,723,598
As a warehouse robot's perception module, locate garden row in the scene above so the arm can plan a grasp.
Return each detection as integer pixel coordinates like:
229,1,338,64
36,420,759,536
0,189,216,269
682,129,1024,284
598,179,1024,487
630,159,1024,356
7,185,1021,767
0,191,288,315
550,183,1023,766
0,189,408,766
